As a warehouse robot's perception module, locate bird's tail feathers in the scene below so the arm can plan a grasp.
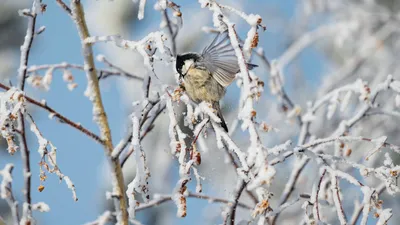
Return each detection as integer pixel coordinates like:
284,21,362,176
213,102,228,132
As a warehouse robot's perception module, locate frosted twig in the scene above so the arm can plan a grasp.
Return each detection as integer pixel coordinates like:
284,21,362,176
0,83,103,144
135,192,253,211
329,172,347,225
295,135,400,155
119,100,166,167
17,1,41,222
84,32,173,74
191,118,209,147
314,168,326,222
166,97,191,217
65,1,129,224
126,115,150,219
223,179,248,225
212,121,249,172
265,196,300,217
349,184,386,225
96,55,143,81
83,211,112,225
157,0,182,56
31,202,50,212
272,76,399,224
27,62,141,81
26,113,79,201
0,164,19,225
114,98,164,159
332,75,395,136
137,0,147,20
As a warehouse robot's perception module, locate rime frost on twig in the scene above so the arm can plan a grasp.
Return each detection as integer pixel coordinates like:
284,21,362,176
0,163,20,225
0,88,25,155
85,32,173,78
26,114,78,201
212,121,249,173
126,114,150,219
83,211,112,225
166,97,190,217
137,0,147,20
292,137,399,224
0,164,14,200
31,202,50,212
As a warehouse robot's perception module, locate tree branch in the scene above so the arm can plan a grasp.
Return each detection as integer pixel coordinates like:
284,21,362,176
67,1,128,224
135,192,253,211
17,1,40,222
56,0,72,16
0,83,103,145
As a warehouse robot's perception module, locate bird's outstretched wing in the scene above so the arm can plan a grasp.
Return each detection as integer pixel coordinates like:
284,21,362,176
201,31,257,87
201,32,240,87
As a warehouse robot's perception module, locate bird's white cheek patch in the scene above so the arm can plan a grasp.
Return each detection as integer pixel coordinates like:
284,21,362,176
182,59,194,75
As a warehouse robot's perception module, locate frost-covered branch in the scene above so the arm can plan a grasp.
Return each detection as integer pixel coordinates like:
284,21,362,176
26,112,78,201
16,0,42,222
0,164,19,225
156,0,182,56
126,113,151,219
83,211,112,225
96,55,144,81
272,75,400,224
84,32,173,74
198,1,267,223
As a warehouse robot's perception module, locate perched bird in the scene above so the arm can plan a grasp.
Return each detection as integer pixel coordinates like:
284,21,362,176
175,31,257,132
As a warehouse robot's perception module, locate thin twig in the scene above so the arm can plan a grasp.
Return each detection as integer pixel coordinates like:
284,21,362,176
226,179,247,225
17,1,39,222
331,175,347,224
27,63,142,81
162,9,177,56
97,56,144,81
135,192,253,211
119,100,166,166
221,141,258,204
0,83,103,145
67,1,128,224
191,118,209,147
56,0,72,15
315,169,326,221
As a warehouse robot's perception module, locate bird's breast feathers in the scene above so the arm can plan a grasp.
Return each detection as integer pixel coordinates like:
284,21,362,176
184,67,225,102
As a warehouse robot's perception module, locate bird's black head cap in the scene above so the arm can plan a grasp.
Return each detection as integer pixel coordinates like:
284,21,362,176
176,53,201,77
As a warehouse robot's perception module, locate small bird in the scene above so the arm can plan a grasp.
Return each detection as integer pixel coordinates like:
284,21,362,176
176,31,257,132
